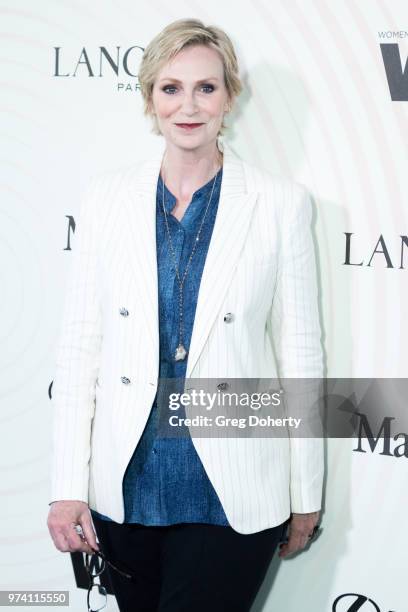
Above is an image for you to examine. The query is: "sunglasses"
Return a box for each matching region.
[85,546,135,612]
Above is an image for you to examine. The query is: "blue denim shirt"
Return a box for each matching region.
[91,165,229,526]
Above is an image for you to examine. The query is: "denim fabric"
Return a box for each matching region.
[91,165,229,526]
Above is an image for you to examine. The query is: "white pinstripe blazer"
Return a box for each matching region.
[50,138,324,534]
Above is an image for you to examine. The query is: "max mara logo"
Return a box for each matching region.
[64,215,75,251]
[353,413,408,459]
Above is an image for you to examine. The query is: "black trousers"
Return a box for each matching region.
[92,516,286,612]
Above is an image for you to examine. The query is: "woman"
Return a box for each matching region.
[47,18,323,612]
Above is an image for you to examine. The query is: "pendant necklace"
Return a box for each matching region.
[160,151,221,362]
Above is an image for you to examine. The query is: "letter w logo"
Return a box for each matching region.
[380,43,408,100]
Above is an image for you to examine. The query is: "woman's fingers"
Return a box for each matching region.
[47,500,96,554]
[278,532,309,557]
[278,512,320,558]
[80,514,100,552]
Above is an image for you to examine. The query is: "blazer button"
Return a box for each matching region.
[217,382,229,391]
[223,312,234,323]
[119,307,129,317]
[121,376,131,385]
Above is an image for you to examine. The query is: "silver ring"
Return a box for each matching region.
[74,524,83,535]
[308,525,320,540]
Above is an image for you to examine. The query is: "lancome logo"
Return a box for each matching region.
[333,592,395,611]
[343,233,408,269]
[53,46,144,91]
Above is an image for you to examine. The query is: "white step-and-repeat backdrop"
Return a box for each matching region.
[2,1,407,611]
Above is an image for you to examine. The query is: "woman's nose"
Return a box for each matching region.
[179,94,198,113]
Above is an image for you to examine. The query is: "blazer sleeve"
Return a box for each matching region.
[268,183,324,513]
[49,177,103,505]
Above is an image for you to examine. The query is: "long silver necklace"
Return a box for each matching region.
[161,153,221,361]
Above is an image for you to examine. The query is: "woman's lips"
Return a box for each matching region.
[175,123,204,130]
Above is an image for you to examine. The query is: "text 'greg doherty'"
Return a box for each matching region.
[168,389,283,411]
[168,415,303,429]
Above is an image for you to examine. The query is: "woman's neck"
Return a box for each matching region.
[160,141,223,204]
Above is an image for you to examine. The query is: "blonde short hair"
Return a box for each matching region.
[138,18,243,136]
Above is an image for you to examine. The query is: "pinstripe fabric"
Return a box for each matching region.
[49,138,324,534]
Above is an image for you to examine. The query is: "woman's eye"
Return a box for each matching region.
[162,84,215,94]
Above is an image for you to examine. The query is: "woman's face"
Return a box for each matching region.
[150,44,231,152]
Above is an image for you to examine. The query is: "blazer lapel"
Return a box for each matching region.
[122,139,258,380]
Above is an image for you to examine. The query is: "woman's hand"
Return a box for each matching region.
[47,500,100,554]
[278,511,320,558]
